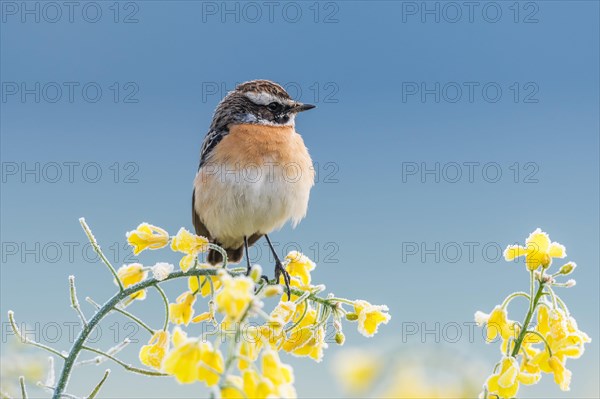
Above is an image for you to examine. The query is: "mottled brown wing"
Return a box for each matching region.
[191,189,211,239]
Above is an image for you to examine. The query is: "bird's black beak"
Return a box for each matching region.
[292,103,316,113]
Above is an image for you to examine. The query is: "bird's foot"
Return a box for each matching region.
[274,260,291,301]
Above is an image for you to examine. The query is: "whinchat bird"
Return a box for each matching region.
[192,80,316,296]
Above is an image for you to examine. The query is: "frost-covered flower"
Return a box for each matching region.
[353,300,391,337]
[126,223,169,255]
[504,228,566,270]
[151,262,174,281]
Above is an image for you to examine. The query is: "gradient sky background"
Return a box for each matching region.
[1,1,599,397]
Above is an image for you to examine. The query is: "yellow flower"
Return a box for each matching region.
[188,270,221,297]
[280,251,316,287]
[126,223,169,255]
[221,359,297,399]
[139,330,168,370]
[171,227,209,254]
[536,306,590,355]
[169,292,196,326]
[486,357,539,398]
[238,327,262,370]
[243,370,278,398]
[519,345,542,376]
[261,300,298,346]
[199,342,225,387]
[214,274,254,322]
[353,300,391,337]
[162,331,203,384]
[262,350,294,386]
[529,306,590,391]
[179,254,196,272]
[235,305,297,369]
[475,306,518,342]
[220,375,245,399]
[548,356,571,391]
[236,369,297,399]
[504,228,566,270]
[332,349,382,394]
[235,303,296,370]
[162,328,224,386]
[267,301,297,332]
[116,263,148,300]
[282,307,327,362]
[171,228,209,271]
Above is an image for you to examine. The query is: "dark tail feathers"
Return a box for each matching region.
[207,246,243,265]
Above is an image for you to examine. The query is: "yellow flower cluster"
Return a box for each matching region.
[332,348,483,397]
[120,223,392,396]
[162,328,224,385]
[221,351,296,398]
[476,229,590,398]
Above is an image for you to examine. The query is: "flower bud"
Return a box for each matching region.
[541,254,551,269]
[565,279,576,288]
[250,264,263,283]
[263,285,283,297]
[559,262,576,275]
[191,312,212,323]
[335,332,345,345]
[345,313,358,321]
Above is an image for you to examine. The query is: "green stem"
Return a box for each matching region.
[19,376,27,399]
[208,243,228,268]
[523,330,553,357]
[52,268,333,398]
[554,294,570,315]
[500,292,531,309]
[81,346,166,377]
[546,285,559,309]
[153,284,170,331]
[529,270,535,313]
[52,268,239,399]
[328,297,354,305]
[69,276,88,327]
[285,300,309,333]
[8,311,67,359]
[86,297,154,335]
[511,280,545,357]
[79,218,124,291]
[86,369,110,399]
[290,287,330,306]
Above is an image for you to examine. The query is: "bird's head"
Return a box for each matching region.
[210,80,315,130]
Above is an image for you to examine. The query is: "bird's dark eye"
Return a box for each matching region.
[267,102,281,112]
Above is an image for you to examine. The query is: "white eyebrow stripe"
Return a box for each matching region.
[244,92,294,106]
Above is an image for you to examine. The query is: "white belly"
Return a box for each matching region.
[194,162,313,249]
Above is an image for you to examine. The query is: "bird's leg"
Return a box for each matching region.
[244,236,252,275]
[245,236,270,293]
[265,234,291,300]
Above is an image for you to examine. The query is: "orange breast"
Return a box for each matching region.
[210,124,312,168]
